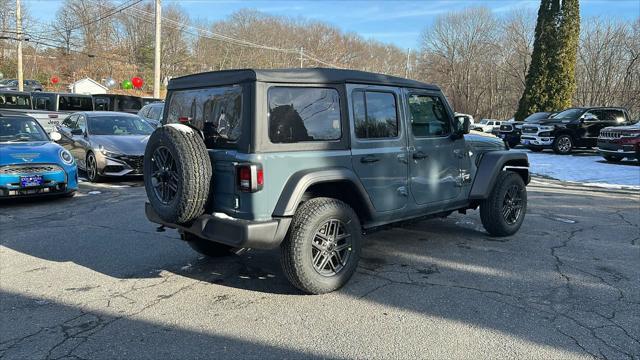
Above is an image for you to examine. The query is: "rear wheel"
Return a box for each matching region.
[183,232,233,257]
[603,155,623,163]
[480,171,527,237]
[553,135,573,154]
[280,198,361,294]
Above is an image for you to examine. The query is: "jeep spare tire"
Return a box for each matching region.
[144,124,212,224]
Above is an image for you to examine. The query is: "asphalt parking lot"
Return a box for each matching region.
[1,177,639,359]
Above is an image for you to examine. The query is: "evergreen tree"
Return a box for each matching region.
[515,0,580,121]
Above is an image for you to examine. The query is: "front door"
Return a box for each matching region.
[404,91,463,205]
[349,85,408,213]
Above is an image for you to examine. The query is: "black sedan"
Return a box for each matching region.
[55,112,153,182]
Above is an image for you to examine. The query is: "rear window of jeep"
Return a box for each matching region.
[268,87,341,143]
[166,86,243,148]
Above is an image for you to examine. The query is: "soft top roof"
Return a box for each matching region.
[168,68,440,91]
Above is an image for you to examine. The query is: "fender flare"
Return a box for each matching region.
[272,167,375,217]
[469,151,529,200]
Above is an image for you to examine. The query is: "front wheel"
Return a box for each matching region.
[553,135,573,154]
[480,171,527,237]
[280,198,362,294]
[86,153,103,182]
[603,155,623,163]
[183,232,233,257]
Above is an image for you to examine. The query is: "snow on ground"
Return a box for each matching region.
[516,149,640,189]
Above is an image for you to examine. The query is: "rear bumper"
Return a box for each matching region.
[145,203,291,249]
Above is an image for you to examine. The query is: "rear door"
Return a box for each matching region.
[348,84,408,212]
[404,90,463,205]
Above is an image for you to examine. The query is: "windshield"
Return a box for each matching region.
[0,117,48,142]
[524,112,552,122]
[553,108,584,119]
[88,115,153,136]
[0,93,32,109]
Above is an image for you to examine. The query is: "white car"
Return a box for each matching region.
[473,119,504,133]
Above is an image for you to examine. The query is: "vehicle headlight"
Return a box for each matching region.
[59,149,74,165]
[99,145,122,158]
[621,133,640,138]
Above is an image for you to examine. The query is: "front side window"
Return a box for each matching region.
[167,85,242,147]
[408,94,451,137]
[62,114,78,129]
[353,90,398,139]
[268,87,341,143]
[149,105,163,120]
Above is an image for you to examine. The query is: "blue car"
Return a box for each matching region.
[0,114,78,198]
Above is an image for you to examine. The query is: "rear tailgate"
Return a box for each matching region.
[24,111,65,133]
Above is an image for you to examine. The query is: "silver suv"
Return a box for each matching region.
[143,68,530,294]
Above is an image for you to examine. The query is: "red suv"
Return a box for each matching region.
[597,122,640,162]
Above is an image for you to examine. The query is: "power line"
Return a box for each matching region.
[65,0,144,32]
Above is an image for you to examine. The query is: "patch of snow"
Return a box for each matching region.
[518,150,640,189]
[88,191,102,195]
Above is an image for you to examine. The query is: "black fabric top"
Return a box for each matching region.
[168,68,440,91]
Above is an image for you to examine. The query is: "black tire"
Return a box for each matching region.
[603,155,623,163]
[280,198,362,294]
[183,232,233,257]
[553,134,573,154]
[528,146,544,152]
[480,171,527,237]
[86,152,103,183]
[144,124,212,224]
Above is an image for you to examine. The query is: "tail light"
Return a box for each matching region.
[236,164,263,192]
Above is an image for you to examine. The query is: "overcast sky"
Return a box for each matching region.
[22,0,640,49]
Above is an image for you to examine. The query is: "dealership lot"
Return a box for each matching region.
[1,176,639,359]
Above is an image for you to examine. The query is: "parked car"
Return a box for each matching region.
[142,68,530,294]
[473,119,504,133]
[92,94,143,114]
[28,92,94,133]
[137,102,164,127]
[0,113,77,197]
[495,112,556,148]
[597,122,640,162]
[56,111,152,182]
[0,79,44,92]
[520,107,633,154]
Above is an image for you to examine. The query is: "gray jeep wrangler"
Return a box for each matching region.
[143,68,529,294]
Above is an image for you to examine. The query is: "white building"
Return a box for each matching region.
[68,78,108,95]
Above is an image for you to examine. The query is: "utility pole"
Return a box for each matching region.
[16,0,24,91]
[405,48,410,78]
[299,47,304,68]
[153,0,161,99]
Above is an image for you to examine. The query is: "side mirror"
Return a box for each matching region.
[49,131,62,142]
[70,128,83,136]
[453,116,471,138]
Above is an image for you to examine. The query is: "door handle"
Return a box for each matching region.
[413,151,429,160]
[360,155,380,163]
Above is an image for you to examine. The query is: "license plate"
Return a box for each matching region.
[20,175,43,188]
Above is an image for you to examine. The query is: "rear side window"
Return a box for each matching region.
[148,105,163,120]
[34,95,55,111]
[268,87,341,143]
[59,96,93,111]
[167,86,242,147]
[353,90,398,139]
[0,94,31,109]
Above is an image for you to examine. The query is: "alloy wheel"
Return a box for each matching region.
[502,184,524,225]
[311,219,352,277]
[150,146,179,204]
[557,136,572,153]
[87,155,97,181]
